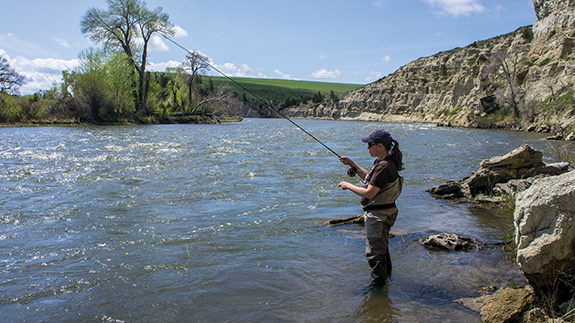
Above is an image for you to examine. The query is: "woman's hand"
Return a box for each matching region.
[339,156,354,166]
[338,181,352,190]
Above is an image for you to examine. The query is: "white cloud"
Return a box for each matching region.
[274,69,291,79]
[381,55,391,63]
[148,35,170,52]
[173,25,188,38]
[212,62,265,78]
[423,0,485,17]
[147,60,182,72]
[366,71,383,82]
[54,37,71,48]
[2,50,80,94]
[310,68,341,80]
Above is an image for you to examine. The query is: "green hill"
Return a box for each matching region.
[206,76,363,106]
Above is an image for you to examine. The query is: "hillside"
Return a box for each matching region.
[284,0,575,138]
[206,76,362,117]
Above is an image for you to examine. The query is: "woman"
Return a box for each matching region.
[338,129,404,287]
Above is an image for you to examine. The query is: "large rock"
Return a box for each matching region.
[428,145,569,202]
[479,144,543,169]
[480,286,535,323]
[514,170,575,292]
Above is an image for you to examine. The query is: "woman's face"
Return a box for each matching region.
[367,142,388,158]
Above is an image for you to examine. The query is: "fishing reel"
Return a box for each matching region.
[347,166,357,177]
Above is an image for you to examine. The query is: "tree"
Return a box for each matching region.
[181,51,210,113]
[0,55,24,94]
[81,0,175,111]
[483,50,521,118]
[72,49,135,121]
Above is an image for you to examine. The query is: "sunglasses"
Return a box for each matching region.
[368,142,379,148]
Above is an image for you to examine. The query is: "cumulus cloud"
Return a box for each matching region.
[274,69,291,79]
[148,35,170,52]
[213,62,265,78]
[310,68,341,80]
[147,60,182,72]
[0,49,80,94]
[173,25,188,38]
[366,71,384,82]
[382,55,391,63]
[423,0,485,17]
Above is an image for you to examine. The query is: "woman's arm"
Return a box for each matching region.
[338,182,380,199]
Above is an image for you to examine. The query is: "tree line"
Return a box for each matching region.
[0,0,239,124]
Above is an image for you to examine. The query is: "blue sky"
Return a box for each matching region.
[1,0,536,94]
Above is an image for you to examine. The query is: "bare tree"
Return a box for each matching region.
[484,50,521,118]
[0,55,24,94]
[81,0,174,110]
[181,51,210,113]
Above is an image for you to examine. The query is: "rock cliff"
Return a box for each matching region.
[285,0,575,134]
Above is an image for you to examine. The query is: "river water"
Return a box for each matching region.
[0,118,560,322]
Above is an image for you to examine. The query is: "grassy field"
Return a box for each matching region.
[206,76,363,103]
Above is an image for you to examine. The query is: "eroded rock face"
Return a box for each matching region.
[514,170,575,290]
[532,0,575,38]
[283,0,575,132]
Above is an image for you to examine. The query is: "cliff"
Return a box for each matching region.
[285,0,575,134]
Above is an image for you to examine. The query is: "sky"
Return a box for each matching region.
[1,0,537,94]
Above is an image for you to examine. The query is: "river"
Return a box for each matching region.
[0,119,559,322]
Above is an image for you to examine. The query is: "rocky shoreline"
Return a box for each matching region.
[428,145,575,322]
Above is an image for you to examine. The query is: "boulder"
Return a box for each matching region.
[426,180,463,198]
[479,144,543,169]
[493,178,538,198]
[428,145,570,203]
[419,233,479,251]
[480,286,535,323]
[514,170,575,293]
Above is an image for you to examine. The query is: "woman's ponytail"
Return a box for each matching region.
[386,139,404,171]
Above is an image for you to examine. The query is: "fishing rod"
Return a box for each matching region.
[162,35,357,177]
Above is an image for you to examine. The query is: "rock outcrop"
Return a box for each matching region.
[514,170,575,294]
[284,0,575,134]
[427,144,570,203]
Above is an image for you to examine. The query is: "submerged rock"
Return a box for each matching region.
[419,233,480,251]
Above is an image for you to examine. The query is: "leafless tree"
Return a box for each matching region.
[0,55,24,95]
[483,50,521,118]
[181,51,210,113]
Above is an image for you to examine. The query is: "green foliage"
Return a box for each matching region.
[521,26,534,41]
[473,105,516,127]
[540,58,552,66]
[72,49,135,122]
[0,94,21,122]
[538,90,575,115]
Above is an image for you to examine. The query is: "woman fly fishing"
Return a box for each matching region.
[338,129,404,287]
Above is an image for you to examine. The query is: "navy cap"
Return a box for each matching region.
[361,129,392,145]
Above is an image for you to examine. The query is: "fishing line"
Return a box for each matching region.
[162,35,357,177]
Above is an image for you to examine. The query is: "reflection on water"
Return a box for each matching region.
[0,119,554,322]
